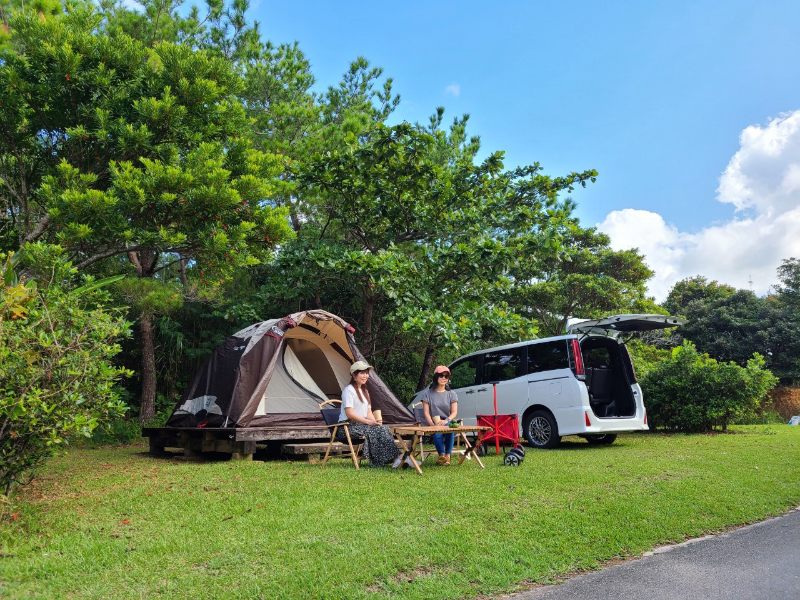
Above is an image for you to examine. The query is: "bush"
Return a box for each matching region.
[641,340,778,432]
[87,416,142,446]
[735,409,785,425]
[628,339,671,379]
[0,244,132,497]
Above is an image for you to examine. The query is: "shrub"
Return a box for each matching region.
[627,339,671,379]
[0,245,131,497]
[641,341,778,432]
[87,416,142,446]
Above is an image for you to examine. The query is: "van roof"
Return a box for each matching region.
[453,334,577,362]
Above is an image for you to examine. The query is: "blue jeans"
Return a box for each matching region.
[433,432,454,455]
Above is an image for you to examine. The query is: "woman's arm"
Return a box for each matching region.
[422,400,436,426]
[447,400,458,423]
[345,406,379,426]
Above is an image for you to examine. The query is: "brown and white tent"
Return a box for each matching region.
[166,310,414,428]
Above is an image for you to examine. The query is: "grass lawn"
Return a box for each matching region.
[1,426,799,600]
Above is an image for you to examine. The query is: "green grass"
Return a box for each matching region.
[1,426,799,600]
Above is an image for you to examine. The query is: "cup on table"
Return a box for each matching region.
[372,409,382,423]
[432,415,441,425]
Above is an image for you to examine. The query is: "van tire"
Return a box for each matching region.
[523,410,561,449]
[585,434,617,445]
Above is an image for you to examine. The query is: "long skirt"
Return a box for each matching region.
[348,422,399,467]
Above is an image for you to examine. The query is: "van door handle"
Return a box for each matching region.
[477,387,488,392]
[464,390,475,394]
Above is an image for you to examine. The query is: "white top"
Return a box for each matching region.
[340,384,370,422]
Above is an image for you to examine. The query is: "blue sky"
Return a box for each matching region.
[250,0,800,299]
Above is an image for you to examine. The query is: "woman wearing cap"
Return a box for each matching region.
[340,361,409,468]
[421,365,459,466]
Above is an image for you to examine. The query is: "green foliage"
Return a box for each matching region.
[676,289,800,383]
[0,0,64,52]
[640,341,778,432]
[662,275,736,317]
[775,257,800,307]
[0,251,35,321]
[260,119,597,387]
[0,243,131,497]
[1,5,294,420]
[513,225,657,336]
[627,338,671,380]
[116,278,183,316]
[87,416,142,446]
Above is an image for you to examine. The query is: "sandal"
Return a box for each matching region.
[436,455,446,466]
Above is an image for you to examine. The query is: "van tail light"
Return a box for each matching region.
[571,339,585,378]
[644,411,647,425]
[585,411,591,427]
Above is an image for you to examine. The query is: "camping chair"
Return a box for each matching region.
[318,400,363,469]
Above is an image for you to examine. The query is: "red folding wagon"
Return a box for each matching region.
[475,382,523,455]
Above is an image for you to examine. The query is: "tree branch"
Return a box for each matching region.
[22,214,51,244]
[73,245,145,271]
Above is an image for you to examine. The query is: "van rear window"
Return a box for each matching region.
[528,341,569,373]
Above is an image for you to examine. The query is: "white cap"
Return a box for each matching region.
[350,360,374,374]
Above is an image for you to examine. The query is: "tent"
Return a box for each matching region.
[166,310,414,428]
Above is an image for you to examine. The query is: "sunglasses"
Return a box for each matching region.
[436,373,450,379]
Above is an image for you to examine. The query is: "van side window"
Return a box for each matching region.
[527,341,569,373]
[449,357,479,389]
[481,348,524,383]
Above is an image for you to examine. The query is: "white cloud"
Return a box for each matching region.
[444,84,461,97]
[598,110,800,301]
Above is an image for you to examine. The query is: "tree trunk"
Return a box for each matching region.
[139,311,157,424]
[361,296,375,358]
[416,336,436,392]
[179,254,188,286]
[128,248,159,425]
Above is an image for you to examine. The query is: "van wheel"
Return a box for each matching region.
[586,434,617,445]
[524,410,561,449]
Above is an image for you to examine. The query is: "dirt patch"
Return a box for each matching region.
[768,386,800,420]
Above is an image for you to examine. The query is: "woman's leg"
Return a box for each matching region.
[432,433,445,455]
[350,423,399,467]
[444,433,454,455]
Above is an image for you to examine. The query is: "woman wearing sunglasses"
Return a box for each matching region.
[421,365,459,466]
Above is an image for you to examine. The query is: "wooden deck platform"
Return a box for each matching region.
[143,424,423,461]
[142,426,331,460]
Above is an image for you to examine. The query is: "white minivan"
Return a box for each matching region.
[413,314,685,448]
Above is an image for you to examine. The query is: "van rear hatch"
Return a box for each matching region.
[566,314,686,337]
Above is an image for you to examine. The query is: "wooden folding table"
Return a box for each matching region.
[388,425,491,474]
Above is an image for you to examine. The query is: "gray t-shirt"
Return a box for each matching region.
[421,388,458,422]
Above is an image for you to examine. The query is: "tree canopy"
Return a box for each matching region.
[1,0,719,450]
[1,5,292,420]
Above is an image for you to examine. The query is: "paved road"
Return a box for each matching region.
[510,507,800,600]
